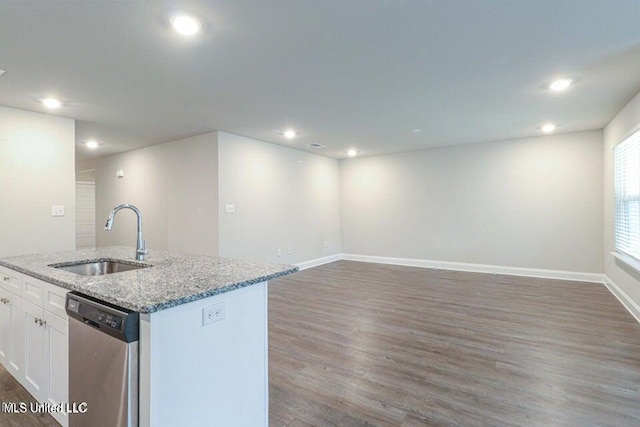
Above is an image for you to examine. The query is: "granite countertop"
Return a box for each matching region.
[0,246,298,313]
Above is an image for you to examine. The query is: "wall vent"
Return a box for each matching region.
[309,143,325,148]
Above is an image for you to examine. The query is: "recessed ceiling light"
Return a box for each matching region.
[41,98,61,109]
[171,15,201,36]
[541,123,556,133]
[85,140,99,149]
[411,128,422,133]
[347,149,358,157]
[549,78,573,92]
[284,130,297,139]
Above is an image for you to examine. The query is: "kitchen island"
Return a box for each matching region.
[0,246,298,427]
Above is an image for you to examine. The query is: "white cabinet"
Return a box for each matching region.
[0,269,69,427]
[0,266,23,297]
[44,282,69,319]
[0,288,25,382]
[23,299,47,401]
[44,310,69,427]
[23,276,44,307]
[0,289,9,363]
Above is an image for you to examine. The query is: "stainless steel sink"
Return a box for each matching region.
[50,259,150,276]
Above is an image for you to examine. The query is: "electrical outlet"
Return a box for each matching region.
[51,205,64,217]
[203,302,226,326]
[287,246,292,255]
[225,204,235,214]
[277,248,282,257]
[324,241,328,248]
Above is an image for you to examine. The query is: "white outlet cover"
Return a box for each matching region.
[225,204,235,214]
[0,70,5,77]
[203,302,226,326]
[51,205,64,217]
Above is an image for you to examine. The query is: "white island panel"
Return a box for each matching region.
[139,281,268,427]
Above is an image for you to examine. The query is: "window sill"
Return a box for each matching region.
[611,251,640,275]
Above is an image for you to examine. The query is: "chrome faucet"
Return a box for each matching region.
[104,204,148,261]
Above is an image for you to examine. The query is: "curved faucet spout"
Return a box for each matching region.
[104,204,148,261]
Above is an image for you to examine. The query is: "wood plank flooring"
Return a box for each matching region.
[269,261,640,426]
[0,366,58,426]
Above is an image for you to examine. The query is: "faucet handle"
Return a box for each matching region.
[137,240,148,256]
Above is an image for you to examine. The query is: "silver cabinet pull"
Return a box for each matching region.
[2,276,8,282]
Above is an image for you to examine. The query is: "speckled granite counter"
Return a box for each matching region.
[0,246,298,313]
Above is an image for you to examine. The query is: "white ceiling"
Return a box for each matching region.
[1,1,640,160]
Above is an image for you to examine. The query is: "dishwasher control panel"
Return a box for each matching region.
[98,312,123,330]
[65,292,139,343]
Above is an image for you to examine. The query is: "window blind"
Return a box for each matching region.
[614,130,640,261]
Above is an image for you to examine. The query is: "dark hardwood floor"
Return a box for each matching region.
[0,366,58,426]
[1,260,639,426]
[269,261,640,426]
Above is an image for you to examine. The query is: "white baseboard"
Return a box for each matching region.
[295,254,341,271]
[339,253,605,283]
[603,276,640,324]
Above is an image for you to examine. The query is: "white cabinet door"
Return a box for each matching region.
[3,292,25,382]
[23,300,47,402]
[0,266,23,297]
[44,310,69,427]
[23,276,44,308]
[43,282,69,319]
[0,288,10,365]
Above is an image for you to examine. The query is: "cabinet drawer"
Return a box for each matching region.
[0,266,23,297]
[23,276,44,308]
[43,283,69,319]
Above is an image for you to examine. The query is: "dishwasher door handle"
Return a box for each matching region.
[84,318,100,328]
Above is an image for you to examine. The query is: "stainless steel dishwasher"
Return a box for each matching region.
[65,292,140,427]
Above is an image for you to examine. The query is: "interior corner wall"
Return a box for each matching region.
[604,90,640,305]
[340,130,604,274]
[0,105,76,257]
[91,132,219,257]
[217,131,341,264]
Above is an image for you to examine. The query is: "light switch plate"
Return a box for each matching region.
[51,205,64,217]
[225,204,235,214]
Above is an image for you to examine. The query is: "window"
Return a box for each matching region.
[615,130,640,261]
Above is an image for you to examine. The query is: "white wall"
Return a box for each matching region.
[340,130,604,274]
[218,132,340,264]
[0,106,75,257]
[89,132,218,256]
[604,90,640,306]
